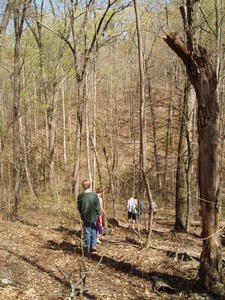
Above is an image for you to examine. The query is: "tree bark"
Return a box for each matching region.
[185,86,195,231]
[19,118,37,200]
[134,1,146,186]
[163,74,173,203]
[85,72,92,188]
[61,83,67,169]
[103,146,116,217]
[13,1,28,215]
[147,79,161,193]
[133,0,154,247]
[72,80,84,196]
[164,28,224,291]
[175,81,188,232]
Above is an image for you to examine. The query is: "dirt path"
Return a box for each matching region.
[0,208,224,299]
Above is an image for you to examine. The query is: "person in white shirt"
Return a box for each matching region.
[127,196,138,229]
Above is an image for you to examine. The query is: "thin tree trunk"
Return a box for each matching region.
[72,80,84,196]
[19,118,37,200]
[163,76,173,203]
[175,82,187,232]
[103,146,116,217]
[147,79,161,193]
[131,92,136,196]
[90,136,103,190]
[32,73,40,193]
[0,140,6,204]
[62,83,67,169]
[13,2,26,216]
[85,73,92,188]
[185,86,195,231]
[49,88,58,184]
[133,0,154,247]
[92,2,97,192]
[92,58,97,191]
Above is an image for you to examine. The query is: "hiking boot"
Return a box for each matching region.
[97,238,101,244]
[91,247,97,253]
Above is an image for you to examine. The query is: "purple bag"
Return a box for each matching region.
[98,224,102,235]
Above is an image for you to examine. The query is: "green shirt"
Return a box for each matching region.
[77,192,101,224]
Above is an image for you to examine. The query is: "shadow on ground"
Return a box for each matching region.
[1,245,97,299]
[46,239,216,298]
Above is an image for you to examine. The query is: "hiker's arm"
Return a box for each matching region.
[95,196,101,216]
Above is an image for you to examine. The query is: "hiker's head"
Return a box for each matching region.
[82,179,90,190]
[96,187,103,195]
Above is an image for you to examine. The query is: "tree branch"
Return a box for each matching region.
[163,32,198,84]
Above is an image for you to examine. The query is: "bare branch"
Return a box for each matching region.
[0,0,14,38]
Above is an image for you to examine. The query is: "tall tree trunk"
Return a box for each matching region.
[62,83,67,169]
[13,1,27,215]
[19,118,37,200]
[131,92,137,196]
[32,73,40,194]
[133,0,154,247]
[90,137,102,190]
[164,6,224,288]
[49,86,58,184]
[163,75,173,203]
[175,79,195,232]
[175,82,188,232]
[215,0,225,204]
[197,66,222,291]
[92,57,97,191]
[72,80,84,196]
[0,140,6,206]
[85,73,92,188]
[147,79,161,193]
[185,86,195,231]
[103,146,116,217]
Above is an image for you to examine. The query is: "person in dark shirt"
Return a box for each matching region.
[77,179,101,253]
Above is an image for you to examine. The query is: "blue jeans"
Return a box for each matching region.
[84,222,97,252]
[139,213,143,224]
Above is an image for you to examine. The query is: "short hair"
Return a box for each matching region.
[96,187,103,194]
[82,179,90,189]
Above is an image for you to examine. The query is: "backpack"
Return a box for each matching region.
[139,201,145,214]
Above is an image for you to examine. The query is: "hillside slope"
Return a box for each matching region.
[0,207,224,299]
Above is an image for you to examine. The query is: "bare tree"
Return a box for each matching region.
[55,0,131,196]
[164,1,224,292]
[13,0,30,215]
[133,0,154,247]
[0,0,14,39]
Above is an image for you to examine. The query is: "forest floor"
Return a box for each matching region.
[0,205,224,300]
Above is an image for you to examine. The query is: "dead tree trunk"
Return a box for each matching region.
[164,2,224,290]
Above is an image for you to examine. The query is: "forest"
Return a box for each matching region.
[0,0,224,299]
